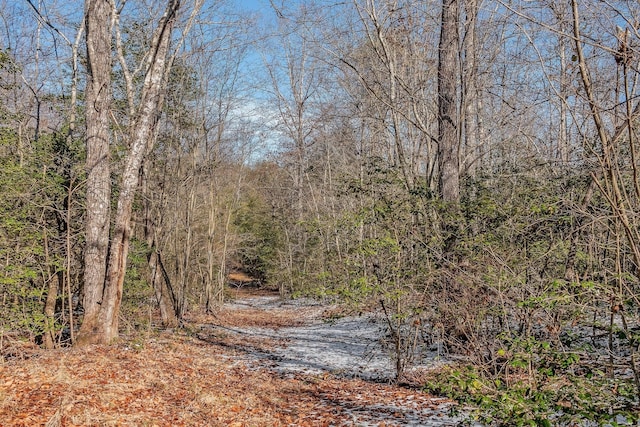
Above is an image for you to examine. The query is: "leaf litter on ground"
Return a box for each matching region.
[0,288,467,426]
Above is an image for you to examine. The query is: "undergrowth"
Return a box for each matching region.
[425,363,639,426]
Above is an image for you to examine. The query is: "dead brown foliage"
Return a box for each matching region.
[0,289,452,426]
[207,306,305,329]
[0,335,451,426]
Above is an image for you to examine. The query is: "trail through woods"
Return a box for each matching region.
[0,288,466,426]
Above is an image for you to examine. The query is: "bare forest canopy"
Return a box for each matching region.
[1,0,640,424]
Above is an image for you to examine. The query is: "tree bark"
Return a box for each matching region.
[437,0,461,203]
[78,0,112,345]
[462,0,480,176]
[99,0,181,343]
[77,0,181,345]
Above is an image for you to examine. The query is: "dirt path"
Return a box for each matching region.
[195,289,465,426]
[0,289,467,426]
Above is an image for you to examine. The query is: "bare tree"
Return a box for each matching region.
[570,0,640,392]
[77,0,204,345]
[79,0,112,345]
[437,0,460,203]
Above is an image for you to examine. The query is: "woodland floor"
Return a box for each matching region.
[0,288,465,426]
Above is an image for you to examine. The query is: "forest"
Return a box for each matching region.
[1,0,640,425]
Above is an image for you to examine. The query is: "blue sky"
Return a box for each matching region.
[233,0,271,13]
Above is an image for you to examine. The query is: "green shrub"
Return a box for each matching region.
[425,361,639,426]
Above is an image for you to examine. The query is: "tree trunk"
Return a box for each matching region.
[462,0,480,177]
[205,187,220,313]
[142,160,179,327]
[77,0,181,345]
[77,0,112,345]
[43,231,60,350]
[149,246,179,327]
[437,0,461,203]
[99,0,181,343]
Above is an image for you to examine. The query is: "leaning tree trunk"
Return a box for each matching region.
[77,0,181,345]
[101,0,180,343]
[142,160,179,327]
[149,245,179,326]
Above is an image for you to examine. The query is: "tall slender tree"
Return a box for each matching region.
[437,0,460,203]
[80,0,112,344]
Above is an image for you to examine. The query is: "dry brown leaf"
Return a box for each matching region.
[1,289,452,426]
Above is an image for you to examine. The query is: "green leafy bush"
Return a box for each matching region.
[425,360,639,426]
